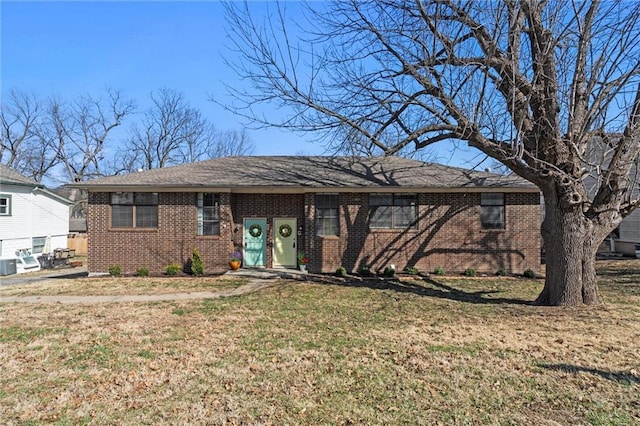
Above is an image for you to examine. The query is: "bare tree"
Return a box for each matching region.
[125,88,254,171]
[208,128,255,158]
[127,88,202,169]
[50,88,135,183]
[177,126,255,163]
[224,0,640,306]
[0,90,58,182]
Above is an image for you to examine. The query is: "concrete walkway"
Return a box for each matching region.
[0,267,310,304]
[0,279,275,304]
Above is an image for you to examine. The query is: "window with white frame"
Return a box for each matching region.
[197,193,220,236]
[110,192,158,228]
[32,236,46,254]
[315,194,339,236]
[0,194,11,216]
[369,193,417,229]
[481,193,505,229]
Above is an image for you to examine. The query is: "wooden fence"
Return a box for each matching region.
[67,234,88,256]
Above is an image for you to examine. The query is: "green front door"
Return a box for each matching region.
[273,218,297,268]
[244,218,266,268]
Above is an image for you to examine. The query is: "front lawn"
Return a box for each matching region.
[1,260,639,424]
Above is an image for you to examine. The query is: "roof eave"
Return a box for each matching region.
[74,184,539,193]
[0,180,41,189]
[33,187,74,205]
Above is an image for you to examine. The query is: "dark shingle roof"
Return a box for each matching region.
[72,156,536,191]
[0,164,73,204]
[0,164,39,186]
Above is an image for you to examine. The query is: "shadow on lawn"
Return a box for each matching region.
[50,271,89,280]
[540,363,640,385]
[333,276,534,306]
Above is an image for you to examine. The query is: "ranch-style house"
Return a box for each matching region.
[73,156,541,276]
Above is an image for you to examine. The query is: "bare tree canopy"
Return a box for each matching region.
[0,90,55,182]
[1,88,135,183]
[1,87,255,182]
[51,89,136,183]
[120,88,255,172]
[224,0,640,306]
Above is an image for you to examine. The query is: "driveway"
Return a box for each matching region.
[0,266,88,287]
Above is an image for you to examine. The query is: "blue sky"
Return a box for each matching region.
[1,1,485,167]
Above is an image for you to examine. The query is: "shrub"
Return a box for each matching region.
[359,265,373,277]
[335,266,347,277]
[496,268,507,276]
[135,267,149,277]
[383,266,396,277]
[434,266,445,276]
[108,265,121,277]
[165,263,181,276]
[523,268,536,279]
[190,249,204,276]
[404,266,419,275]
[464,268,477,277]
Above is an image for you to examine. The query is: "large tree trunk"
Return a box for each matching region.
[537,198,602,306]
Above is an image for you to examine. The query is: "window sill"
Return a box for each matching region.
[481,228,506,232]
[195,235,221,239]
[108,227,158,232]
[369,228,418,233]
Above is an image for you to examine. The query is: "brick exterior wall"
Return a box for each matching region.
[87,190,540,275]
[306,192,540,275]
[230,193,306,268]
[87,192,235,275]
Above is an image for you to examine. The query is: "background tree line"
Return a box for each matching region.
[0,87,254,185]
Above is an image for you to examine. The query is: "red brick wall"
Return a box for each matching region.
[87,192,234,275]
[306,192,540,275]
[87,190,540,275]
[231,193,306,267]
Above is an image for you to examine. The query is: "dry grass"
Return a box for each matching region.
[1,259,639,425]
[0,276,246,297]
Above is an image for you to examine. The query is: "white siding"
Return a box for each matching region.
[620,209,640,242]
[0,237,32,258]
[620,160,640,242]
[584,140,639,245]
[0,185,70,258]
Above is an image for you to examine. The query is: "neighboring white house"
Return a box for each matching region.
[584,136,640,257]
[0,165,72,268]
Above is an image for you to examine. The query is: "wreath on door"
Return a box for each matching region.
[249,223,263,238]
[278,224,293,238]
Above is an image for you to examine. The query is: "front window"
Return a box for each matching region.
[0,195,11,216]
[369,193,417,229]
[110,192,158,228]
[481,193,505,229]
[197,193,220,236]
[316,194,339,236]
